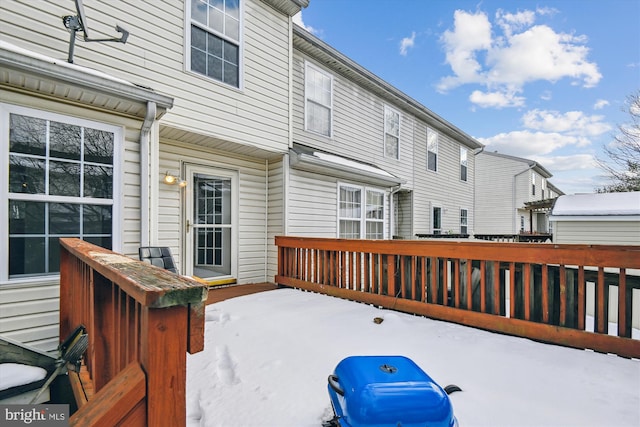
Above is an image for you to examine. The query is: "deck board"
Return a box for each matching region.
[205,283,278,305]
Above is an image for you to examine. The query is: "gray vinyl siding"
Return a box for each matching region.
[0,281,60,353]
[413,125,475,235]
[1,0,292,155]
[287,169,339,237]
[0,92,144,351]
[554,221,640,245]
[475,153,525,234]
[266,158,285,282]
[292,52,415,189]
[159,142,270,283]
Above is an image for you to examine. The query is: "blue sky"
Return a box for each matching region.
[293,0,640,195]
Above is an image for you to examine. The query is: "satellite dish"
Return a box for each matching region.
[62,0,129,63]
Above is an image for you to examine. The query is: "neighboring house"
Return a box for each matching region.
[474,150,564,235]
[289,24,482,240]
[550,192,640,245]
[1,0,306,352]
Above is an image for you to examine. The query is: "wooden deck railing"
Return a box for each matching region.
[276,236,640,358]
[58,238,208,427]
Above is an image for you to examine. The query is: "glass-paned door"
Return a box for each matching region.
[186,167,236,280]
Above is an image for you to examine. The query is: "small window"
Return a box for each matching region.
[460,147,468,182]
[432,206,442,234]
[520,216,525,232]
[384,106,400,159]
[305,62,333,137]
[531,172,536,196]
[427,128,438,172]
[541,179,546,199]
[460,209,468,234]
[188,0,241,87]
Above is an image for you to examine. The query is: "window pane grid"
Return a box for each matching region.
[305,64,332,136]
[8,113,114,278]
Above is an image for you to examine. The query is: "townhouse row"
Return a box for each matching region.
[0,0,561,351]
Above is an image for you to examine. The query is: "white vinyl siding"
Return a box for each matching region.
[553,220,640,245]
[1,1,292,155]
[158,142,269,284]
[305,62,333,137]
[292,52,415,189]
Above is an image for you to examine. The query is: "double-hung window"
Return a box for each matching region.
[531,172,536,196]
[305,62,333,137]
[427,128,438,172]
[460,147,468,182]
[189,0,241,88]
[384,105,400,159]
[3,106,119,280]
[338,184,385,239]
[460,209,468,234]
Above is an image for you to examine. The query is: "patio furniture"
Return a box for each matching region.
[139,246,178,274]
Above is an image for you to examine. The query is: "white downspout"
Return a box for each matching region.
[140,101,156,247]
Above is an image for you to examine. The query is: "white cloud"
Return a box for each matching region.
[292,12,316,34]
[522,109,611,136]
[477,130,586,156]
[438,8,601,108]
[399,31,416,56]
[469,90,525,108]
[528,154,597,171]
[593,99,609,110]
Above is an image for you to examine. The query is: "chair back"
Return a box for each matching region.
[138,247,178,274]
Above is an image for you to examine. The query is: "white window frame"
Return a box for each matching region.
[432,205,442,234]
[337,183,386,239]
[460,208,468,234]
[541,179,546,199]
[427,127,438,172]
[383,105,400,159]
[531,171,536,196]
[460,146,468,182]
[185,0,243,89]
[304,61,333,138]
[1,104,122,283]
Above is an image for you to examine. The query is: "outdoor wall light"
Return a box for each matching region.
[163,171,187,187]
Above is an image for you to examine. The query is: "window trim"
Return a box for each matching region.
[304,61,334,138]
[531,172,536,196]
[185,0,244,90]
[460,208,468,234]
[432,204,442,234]
[1,104,123,282]
[383,105,400,160]
[460,146,468,182]
[427,127,438,172]
[337,182,387,239]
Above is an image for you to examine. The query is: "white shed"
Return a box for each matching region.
[550,192,640,245]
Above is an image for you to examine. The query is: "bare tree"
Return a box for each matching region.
[597,90,640,192]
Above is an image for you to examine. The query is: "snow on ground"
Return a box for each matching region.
[186,288,640,427]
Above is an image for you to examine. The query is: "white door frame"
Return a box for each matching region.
[184,164,238,280]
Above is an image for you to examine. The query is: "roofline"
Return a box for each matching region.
[479,150,553,178]
[292,25,483,150]
[0,42,174,110]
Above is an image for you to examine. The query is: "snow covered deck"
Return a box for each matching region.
[186,289,640,427]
